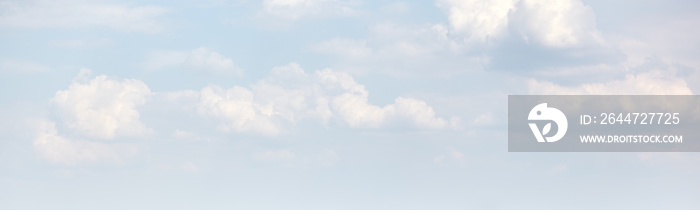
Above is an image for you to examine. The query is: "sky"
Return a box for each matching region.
[1,0,700,209]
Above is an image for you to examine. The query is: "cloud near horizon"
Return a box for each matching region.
[34,63,458,165]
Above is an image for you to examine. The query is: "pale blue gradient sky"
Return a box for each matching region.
[1,0,700,209]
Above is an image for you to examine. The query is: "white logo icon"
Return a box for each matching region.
[528,103,568,142]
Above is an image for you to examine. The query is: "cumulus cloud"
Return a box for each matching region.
[309,3,618,75]
[436,0,515,43]
[509,0,604,48]
[437,0,605,47]
[52,68,152,139]
[309,0,619,74]
[260,0,357,20]
[175,63,456,135]
[33,119,138,165]
[0,0,169,33]
[197,85,283,135]
[143,47,243,76]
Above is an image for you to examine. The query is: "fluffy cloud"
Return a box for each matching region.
[0,0,169,33]
[52,68,152,139]
[437,0,604,47]
[260,0,356,20]
[197,85,283,135]
[436,0,515,43]
[311,0,620,75]
[509,0,604,48]
[186,63,457,135]
[143,47,243,76]
[33,119,138,165]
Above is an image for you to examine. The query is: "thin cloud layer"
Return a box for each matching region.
[260,0,357,20]
[33,119,139,165]
[0,0,169,33]
[144,47,244,76]
[528,71,693,95]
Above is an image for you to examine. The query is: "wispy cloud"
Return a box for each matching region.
[143,47,244,76]
[0,0,170,33]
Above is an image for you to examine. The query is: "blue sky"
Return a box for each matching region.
[1,0,699,209]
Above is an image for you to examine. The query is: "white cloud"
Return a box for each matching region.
[314,0,618,75]
[144,47,243,76]
[436,0,515,43]
[197,85,282,135]
[437,0,605,47]
[190,63,457,135]
[510,0,604,48]
[0,0,169,33]
[528,71,693,95]
[52,68,153,139]
[33,119,138,165]
[333,95,453,129]
[260,0,356,20]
